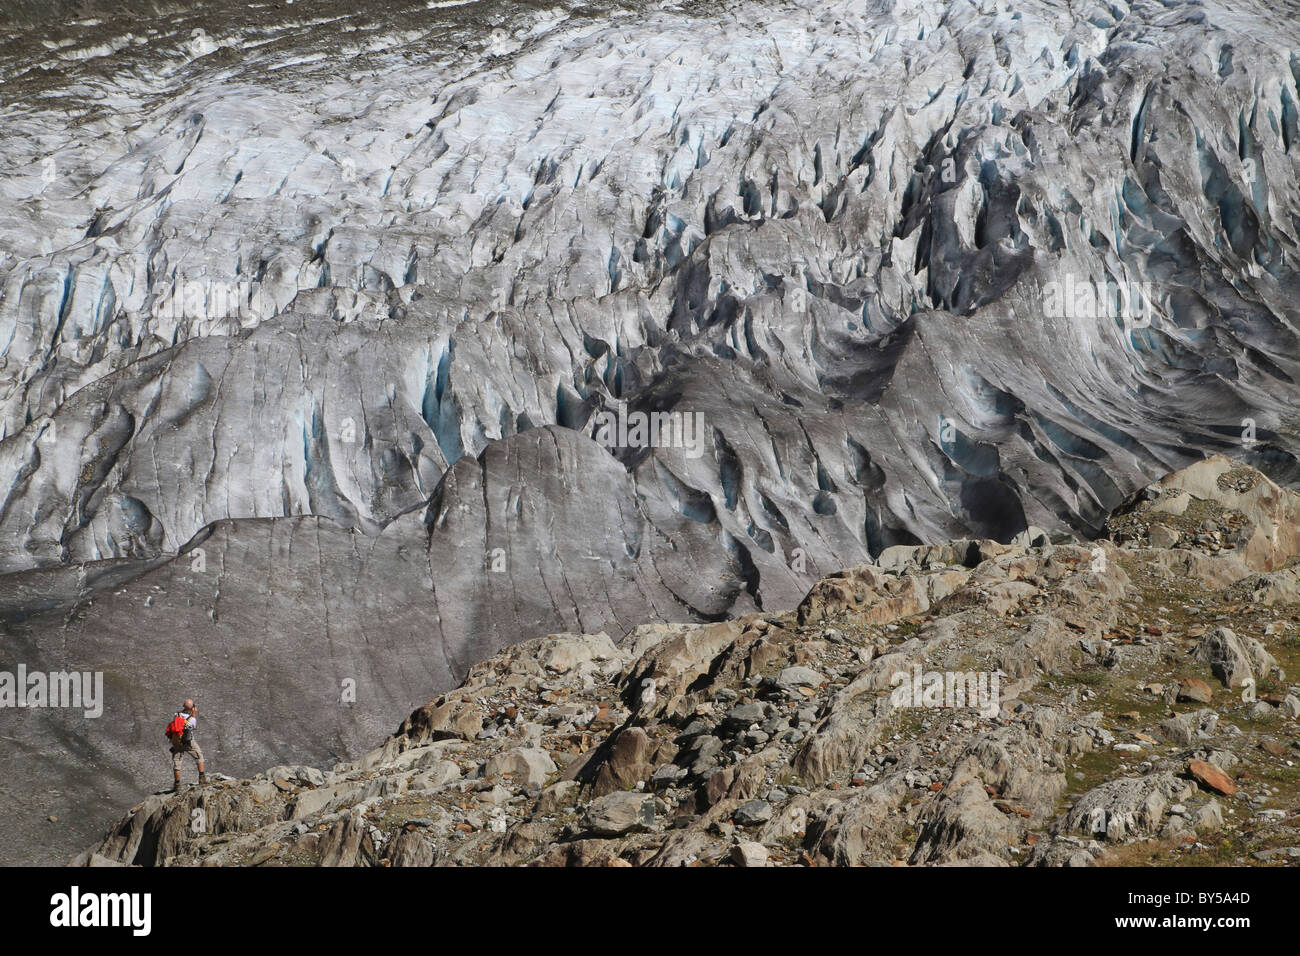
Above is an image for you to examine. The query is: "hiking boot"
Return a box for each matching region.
[171,780,182,794]
[198,772,208,785]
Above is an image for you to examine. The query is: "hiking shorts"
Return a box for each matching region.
[171,741,204,772]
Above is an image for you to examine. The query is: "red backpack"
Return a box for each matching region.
[165,713,187,742]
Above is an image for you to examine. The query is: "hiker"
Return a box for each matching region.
[165,698,207,792]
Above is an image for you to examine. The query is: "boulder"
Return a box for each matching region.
[537,632,620,674]
[730,841,769,867]
[732,800,772,826]
[484,747,557,788]
[774,667,826,696]
[581,791,655,836]
[590,727,655,796]
[1187,759,1237,796]
[1194,627,1279,688]
[1176,678,1214,704]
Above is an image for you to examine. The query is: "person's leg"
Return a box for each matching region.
[171,748,183,792]
[192,742,207,784]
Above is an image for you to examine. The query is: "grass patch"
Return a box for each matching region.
[1063,748,1128,799]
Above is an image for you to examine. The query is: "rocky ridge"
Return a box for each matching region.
[76,457,1300,867]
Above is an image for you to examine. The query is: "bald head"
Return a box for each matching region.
[183,699,195,713]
